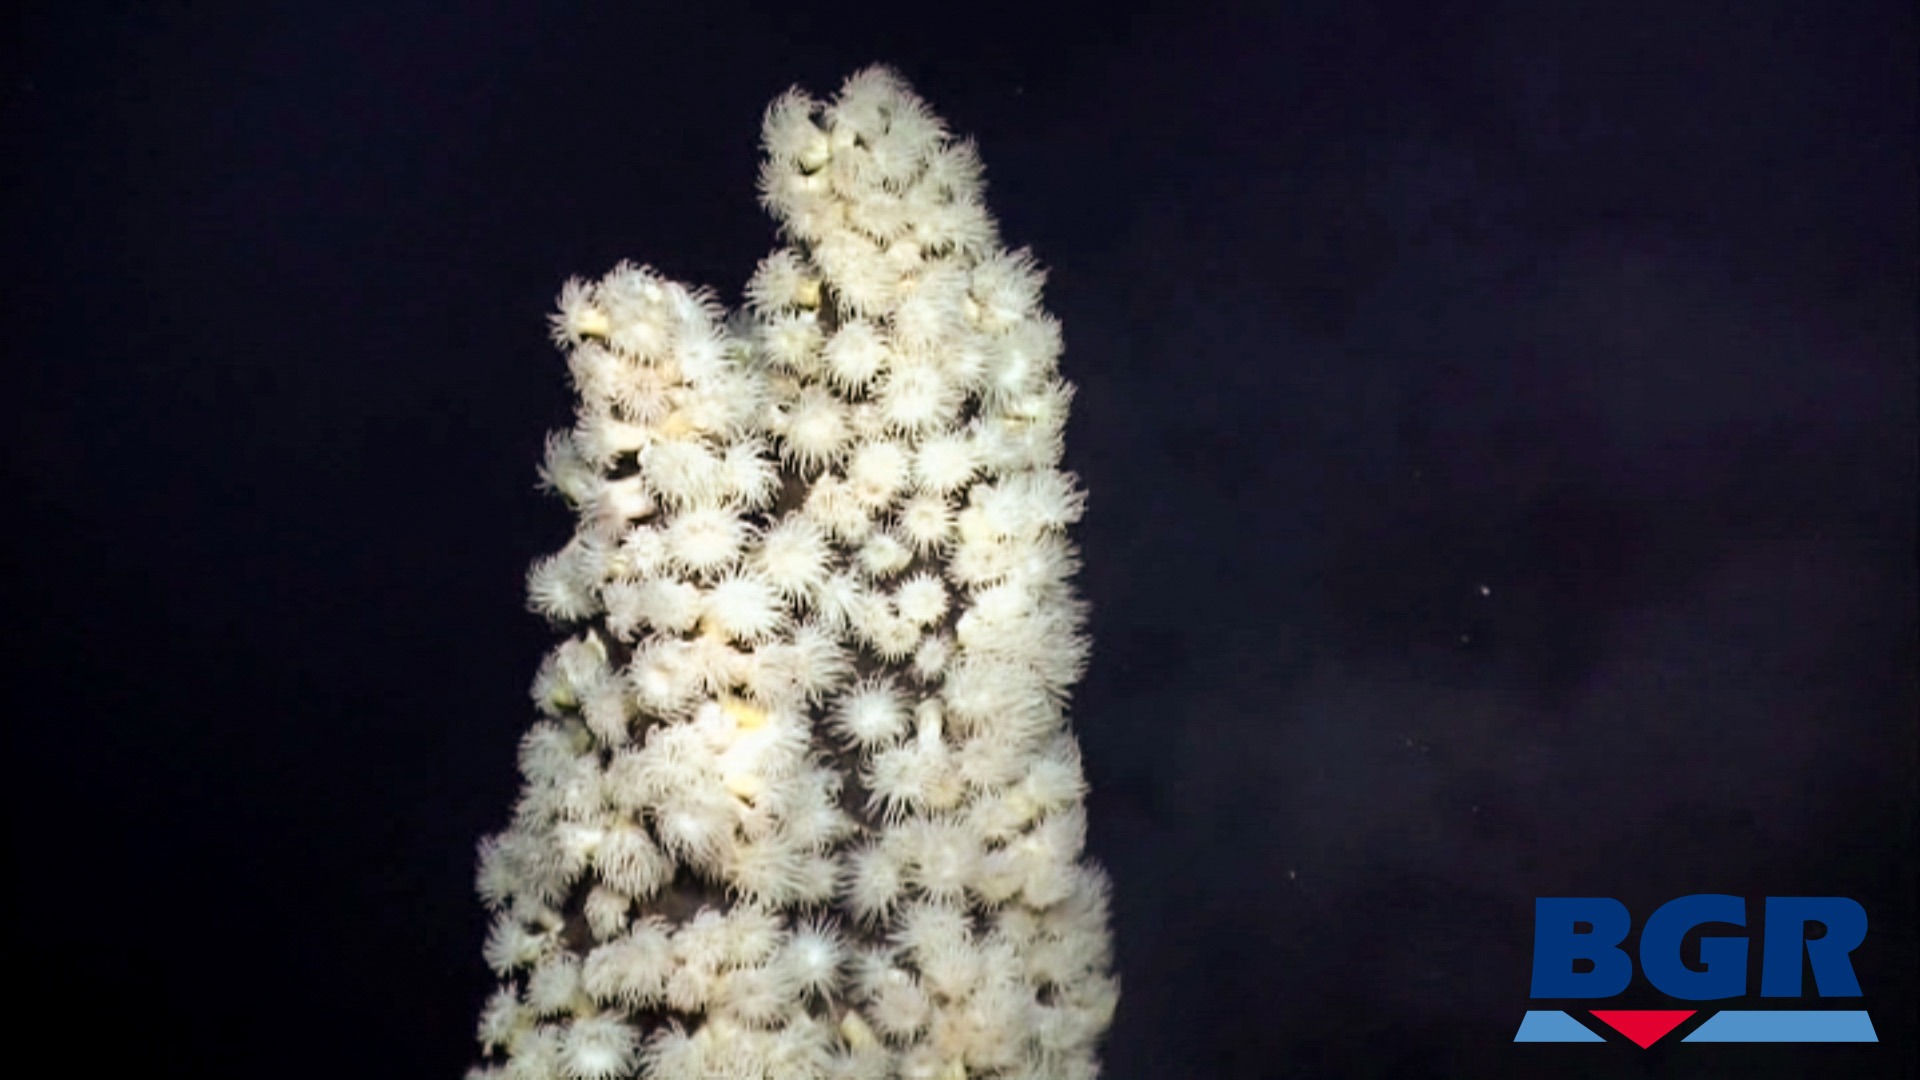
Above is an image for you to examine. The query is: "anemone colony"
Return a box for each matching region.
[468,67,1117,1080]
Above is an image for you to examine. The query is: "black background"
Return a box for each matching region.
[5,2,1914,1077]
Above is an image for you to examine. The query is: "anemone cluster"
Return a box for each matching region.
[468,67,1116,1080]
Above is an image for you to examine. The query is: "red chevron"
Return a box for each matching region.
[1588,1010,1697,1048]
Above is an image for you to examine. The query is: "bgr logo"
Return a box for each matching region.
[1516,895,1877,1047]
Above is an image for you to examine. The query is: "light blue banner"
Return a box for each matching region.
[1513,1011,1605,1042]
[1682,1011,1877,1043]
